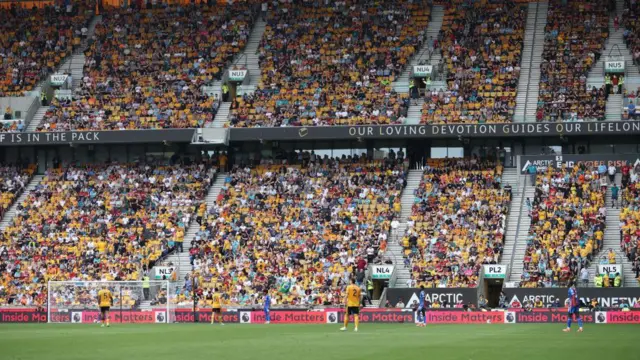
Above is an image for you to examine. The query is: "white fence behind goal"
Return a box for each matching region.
[47,281,177,324]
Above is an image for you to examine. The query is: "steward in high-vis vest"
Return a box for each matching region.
[143,275,150,300]
[594,274,603,287]
[222,83,229,102]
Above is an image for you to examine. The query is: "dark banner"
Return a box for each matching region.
[0,129,195,146]
[229,121,640,141]
[386,288,478,308]
[520,154,640,173]
[502,288,640,308]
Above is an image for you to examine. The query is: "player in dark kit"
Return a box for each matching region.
[416,286,426,327]
[563,282,583,332]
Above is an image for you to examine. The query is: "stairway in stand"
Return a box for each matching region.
[0,175,44,231]
[506,177,535,283]
[500,169,524,275]
[393,5,444,93]
[605,94,623,121]
[588,174,637,286]
[517,1,548,122]
[405,99,423,125]
[587,1,628,90]
[388,169,423,288]
[209,103,231,128]
[27,15,102,132]
[151,173,227,286]
[238,19,267,89]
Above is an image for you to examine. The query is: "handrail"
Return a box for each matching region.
[507,170,528,283]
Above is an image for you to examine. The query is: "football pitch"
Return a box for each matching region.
[0,323,637,360]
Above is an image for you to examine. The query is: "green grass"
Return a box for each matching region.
[0,324,637,360]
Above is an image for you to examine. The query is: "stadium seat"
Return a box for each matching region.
[421,1,525,124]
[227,1,428,128]
[183,155,406,306]
[402,158,509,288]
[537,0,608,122]
[520,164,606,287]
[0,5,91,97]
[0,163,215,307]
[37,3,253,131]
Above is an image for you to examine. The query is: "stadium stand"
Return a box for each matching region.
[0,164,35,220]
[620,163,640,281]
[421,0,526,124]
[0,5,91,97]
[227,1,430,127]
[180,155,406,306]
[402,158,509,288]
[0,162,215,307]
[36,3,255,131]
[623,0,640,67]
[536,0,609,122]
[520,165,607,288]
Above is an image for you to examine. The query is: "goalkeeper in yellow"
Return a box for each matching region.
[97,286,113,327]
[340,278,361,332]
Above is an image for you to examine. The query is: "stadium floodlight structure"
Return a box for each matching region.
[47,281,177,324]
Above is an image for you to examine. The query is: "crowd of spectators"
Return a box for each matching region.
[623,87,640,119]
[0,161,215,307]
[228,1,430,127]
[37,3,254,131]
[537,0,609,122]
[520,164,607,288]
[181,154,406,306]
[0,165,35,219]
[402,158,509,288]
[0,4,91,97]
[623,0,640,67]
[618,162,640,283]
[421,0,525,124]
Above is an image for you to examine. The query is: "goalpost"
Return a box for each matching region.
[47,280,177,324]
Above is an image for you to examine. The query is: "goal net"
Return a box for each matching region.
[47,281,177,324]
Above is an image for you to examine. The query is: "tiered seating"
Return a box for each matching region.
[228,1,429,127]
[623,0,640,68]
[0,6,91,97]
[184,157,405,306]
[620,167,640,280]
[623,87,640,120]
[402,159,509,288]
[421,1,525,124]
[37,4,253,131]
[537,0,608,122]
[0,165,35,218]
[0,163,215,306]
[520,165,607,288]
